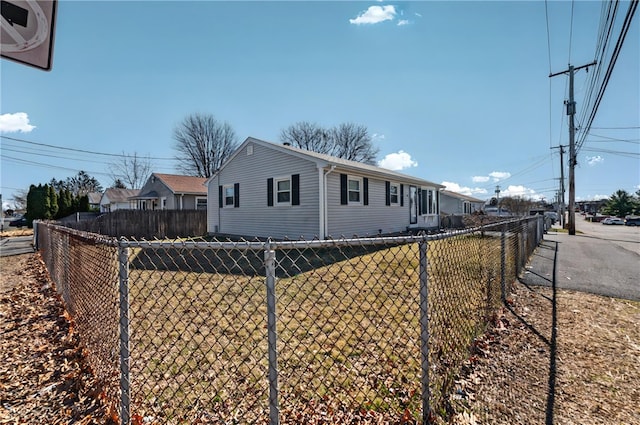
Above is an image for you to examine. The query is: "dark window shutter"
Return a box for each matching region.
[267,178,274,207]
[436,190,440,213]
[291,174,300,206]
[363,178,369,206]
[418,188,422,215]
[340,174,348,205]
[385,181,391,206]
[234,183,240,208]
[218,185,223,208]
[400,184,404,206]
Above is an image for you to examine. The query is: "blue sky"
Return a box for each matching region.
[1,1,638,210]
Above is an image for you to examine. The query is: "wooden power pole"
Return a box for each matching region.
[549,61,597,235]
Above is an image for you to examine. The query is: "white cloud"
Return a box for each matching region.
[472,176,490,183]
[397,19,410,26]
[501,185,543,200]
[349,5,397,25]
[489,171,511,181]
[378,150,418,170]
[577,194,609,201]
[441,181,488,197]
[586,155,604,166]
[415,12,423,17]
[371,133,385,142]
[0,112,35,133]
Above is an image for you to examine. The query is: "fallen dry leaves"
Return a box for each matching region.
[448,284,640,425]
[0,253,114,425]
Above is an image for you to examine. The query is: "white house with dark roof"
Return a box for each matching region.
[100,188,140,212]
[205,137,444,240]
[131,173,207,210]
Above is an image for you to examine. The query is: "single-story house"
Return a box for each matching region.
[100,188,140,213]
[205,137,445,240]
[440,190,485,215]
[131,173,207,210]
[87,192,102,211]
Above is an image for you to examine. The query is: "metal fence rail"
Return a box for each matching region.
[36,216,544,424]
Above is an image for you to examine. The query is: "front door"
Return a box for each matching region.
[409,186,418,224]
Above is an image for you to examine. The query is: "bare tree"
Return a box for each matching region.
[280,121,378,164]
[109,152,153,189]
[329,122,379,165]
[173,113,238,178]
[280,121,331,153]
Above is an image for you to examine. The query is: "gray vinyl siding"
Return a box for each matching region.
[440,194,461,215]
[209,142,321,239]
[326,174,410,237]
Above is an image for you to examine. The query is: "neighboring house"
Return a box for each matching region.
[440,190,485,215]
[131,173,207,210]
[205,137,444,240]
[100,188,140,213]
[87,192,102,211]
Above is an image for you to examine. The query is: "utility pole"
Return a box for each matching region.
[551,145,567,227]
[549,61,597,235]
[495,185,501,216]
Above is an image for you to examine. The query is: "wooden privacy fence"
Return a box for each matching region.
[63,210,207,239]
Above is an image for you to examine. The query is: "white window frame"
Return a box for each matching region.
[196,197,207,210]
[420,188,438,215]
[389,183,399,205]
[275,176,291,206]
[348,176,362,205]
[223,185,235,208]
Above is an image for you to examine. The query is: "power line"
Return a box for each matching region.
[0,135,175,161]
[577,0,638,153]
[590,126,640,129]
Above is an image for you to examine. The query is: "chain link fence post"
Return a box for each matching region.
[118,240,131,425]
[419,238,430,424]
[500,223,506,303]
[264,242,280,425]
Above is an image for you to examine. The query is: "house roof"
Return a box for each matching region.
[210,137,444,188]
[153,173,207,195]
[87,192,102,205]
[441,190,485,204]
[102,188,140,203]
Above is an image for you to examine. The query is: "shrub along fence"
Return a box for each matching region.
[61,210,207,239]
[35,216,544,424]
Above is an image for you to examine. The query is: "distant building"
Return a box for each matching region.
[131,173,207,210]
[100,188,140,213]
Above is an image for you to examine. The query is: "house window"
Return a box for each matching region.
[420,188,438,214]
[463,201,471,214]
[268,175,299,207]
[348,177,361,204]
[389,183,399,204]
[161,197,167,210]
[224,185,235,207]
[276,178,291,205]
[196,197,207,210]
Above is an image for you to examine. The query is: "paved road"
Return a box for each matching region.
[522,217,640,301]
[0,236,35,257]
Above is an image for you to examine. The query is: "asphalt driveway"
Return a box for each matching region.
[521,218,640,301]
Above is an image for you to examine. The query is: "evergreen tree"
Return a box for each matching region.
[601,190,635,217]
[78,195,90,212]
[48,185,58,219]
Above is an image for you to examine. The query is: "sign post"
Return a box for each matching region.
[1,0,57,71]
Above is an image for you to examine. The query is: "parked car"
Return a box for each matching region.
[602,217,624,225]
[624,217,640,226]
[9,217,28,227]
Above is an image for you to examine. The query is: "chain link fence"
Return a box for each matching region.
[35,216,544,424]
